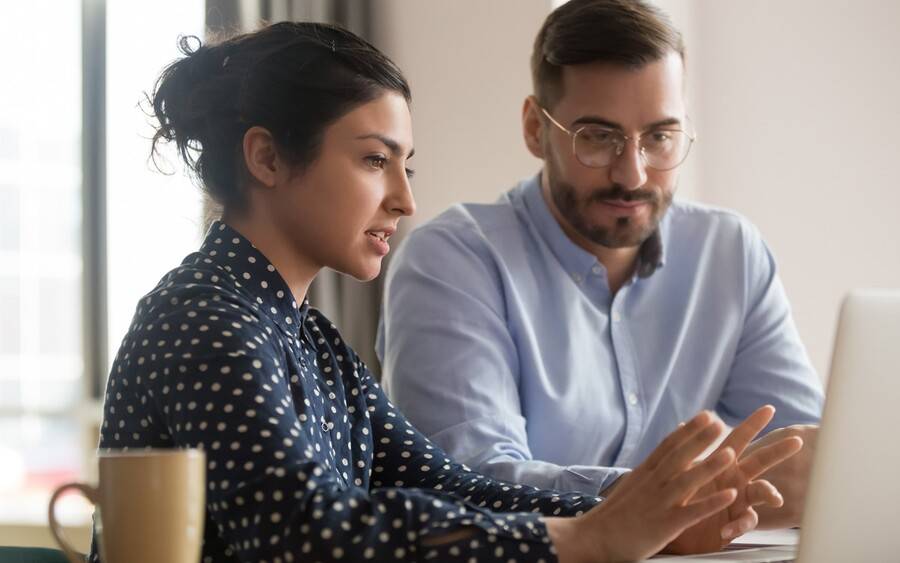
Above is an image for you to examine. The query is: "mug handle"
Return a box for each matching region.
[48,482,97,563]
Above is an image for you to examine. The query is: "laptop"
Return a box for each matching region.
[652,289,900,562]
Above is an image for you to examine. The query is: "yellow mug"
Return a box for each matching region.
[48,449,206,563]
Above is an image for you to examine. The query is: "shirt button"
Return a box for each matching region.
[612,311,622,322]
[627,392,638,406]
[321,421,330,432]
[573,273,583,284]
[592,265,603,275]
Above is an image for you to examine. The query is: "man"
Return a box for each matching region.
[377,0,822,529]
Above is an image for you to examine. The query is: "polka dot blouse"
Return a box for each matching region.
[90,221,599,562]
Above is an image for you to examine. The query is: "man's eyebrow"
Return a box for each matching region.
[571,116,684,131]
[355,134,415,158]
[644,117,683,130]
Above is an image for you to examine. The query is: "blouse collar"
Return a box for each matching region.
[199,221,310,335]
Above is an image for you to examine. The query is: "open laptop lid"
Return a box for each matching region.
[797,289,900,562]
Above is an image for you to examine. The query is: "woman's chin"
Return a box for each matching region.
[343,259,383,282]
[326,249,386,282]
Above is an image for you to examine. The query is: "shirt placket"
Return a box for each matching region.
[608,286,644,467]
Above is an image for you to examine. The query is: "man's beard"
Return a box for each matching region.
[548,170,673,249]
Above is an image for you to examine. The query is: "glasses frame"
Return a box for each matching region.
[539,107,696,171]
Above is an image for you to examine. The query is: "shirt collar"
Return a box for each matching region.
[636,221,667,278]
[519,173,666,283]
[199,221,309,334]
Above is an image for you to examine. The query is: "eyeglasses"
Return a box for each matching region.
[540,107,695,171]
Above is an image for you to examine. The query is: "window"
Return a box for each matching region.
[0,0,84,524]
[106,1,205,378]
[0,0,204,530]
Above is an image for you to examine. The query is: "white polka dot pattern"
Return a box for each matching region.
[89,222,599,562]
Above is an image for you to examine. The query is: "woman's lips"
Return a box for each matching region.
[366,231,391,256]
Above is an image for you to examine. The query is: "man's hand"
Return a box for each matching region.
[664,406,804,554]
[742,424,818,529]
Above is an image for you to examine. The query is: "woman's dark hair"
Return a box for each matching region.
[531,0,684,108]
[150,21,411,211]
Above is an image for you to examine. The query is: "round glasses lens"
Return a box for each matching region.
[573,127,620,167]
[572,127,693,170]
[643,130,690,169]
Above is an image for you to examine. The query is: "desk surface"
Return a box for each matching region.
[648,529,799,561]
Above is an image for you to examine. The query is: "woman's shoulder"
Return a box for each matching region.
[125,252,275,343]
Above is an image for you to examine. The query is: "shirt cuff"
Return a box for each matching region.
[596,467,632,496]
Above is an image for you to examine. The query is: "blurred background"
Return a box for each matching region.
[0,0,897,550]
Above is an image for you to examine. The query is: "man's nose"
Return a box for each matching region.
[609,140,648,190]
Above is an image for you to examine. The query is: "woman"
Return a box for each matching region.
[92,22,800,562]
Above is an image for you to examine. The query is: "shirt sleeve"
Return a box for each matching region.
[377,223,626,495]
[143,303,597,562]
[360,355,599,512]
[716,221,825,431]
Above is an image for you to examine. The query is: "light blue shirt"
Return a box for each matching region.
[376,174,824,495]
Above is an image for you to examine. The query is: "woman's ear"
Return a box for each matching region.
[242,126,279,188]
[522,96,546,160]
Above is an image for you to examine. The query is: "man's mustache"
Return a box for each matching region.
[586,184,657,204]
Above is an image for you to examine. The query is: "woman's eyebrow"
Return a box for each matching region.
[356,133,415,158]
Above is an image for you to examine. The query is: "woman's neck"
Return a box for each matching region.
[222,209,321,304]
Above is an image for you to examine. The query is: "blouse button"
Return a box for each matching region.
[321,421,330,432]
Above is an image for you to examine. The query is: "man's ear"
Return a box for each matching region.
[242,126,279,188]
[522,95,546,160]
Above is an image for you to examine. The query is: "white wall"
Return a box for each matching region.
[686,1,900,378]
[371,0,550,225]
[373,1,900,379]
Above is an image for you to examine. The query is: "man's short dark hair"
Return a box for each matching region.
[531,0,685,108]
